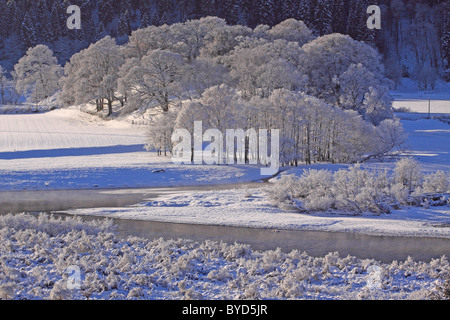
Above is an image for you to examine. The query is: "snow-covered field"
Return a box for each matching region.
[1,102,449,239]
[60,109,450,239]
[0,107,263,191]
[1,96,450,300]
[1,213,448,300]
[391,81,450,114]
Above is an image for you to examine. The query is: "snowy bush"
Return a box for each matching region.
[295,169,334,211]
[393,158,424,192]
[267,174,302,210]
[269,159,448,214]
[421,171,450,194]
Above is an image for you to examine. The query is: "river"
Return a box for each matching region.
[1,184,449,263]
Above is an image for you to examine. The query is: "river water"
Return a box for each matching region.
[1,184,450,263]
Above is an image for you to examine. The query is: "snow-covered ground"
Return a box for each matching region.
[67,187,450,239]
[58,106,450,239]
[0,107,263,191]
[1,92,450,300]
[1,99,449,239]
[0,213,448,300]
[391,79,450,114]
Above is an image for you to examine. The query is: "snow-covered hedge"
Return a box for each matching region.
[269,159,450,214]
[0,213,449,300]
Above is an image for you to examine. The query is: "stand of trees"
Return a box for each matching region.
[8,15,408,166]
[0,0,448,84]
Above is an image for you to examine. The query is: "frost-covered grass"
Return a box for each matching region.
[0,213,449,300]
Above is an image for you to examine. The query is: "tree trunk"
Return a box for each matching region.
[107,98,113,116]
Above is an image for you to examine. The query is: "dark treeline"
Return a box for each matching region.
[0,0,449,82]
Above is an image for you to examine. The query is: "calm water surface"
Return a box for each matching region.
[1,184,449,263]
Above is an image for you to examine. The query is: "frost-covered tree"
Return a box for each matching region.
[265,18,314,45]
[300,33,390,119]
[365,118,406,161]
[60,36,124,115]
[200,23,253,58]
[226,39,305,98]
[119,49,184,113]
[199,84,245,132]
[393,158,423,193]
[13,45,62,103]
[337,63,392,124]
[181,58,231,99]
[174,100,208,162]
[171,17,232,61]
[362,86,393,125]
[0,66,19,105]
[145,109,178,156]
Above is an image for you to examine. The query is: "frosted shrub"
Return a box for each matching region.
[333,166,370,213]
[332,165,394,214]
[421,171,450,194]
[393,158,423,192]
[49,280,72,300]
[269,158,449,214]
[0,282,16,299]
[296,169,334,211]
[1,213,449,300]
[0,213,116,236]
[267,174,302,209]
[390,183,410,205]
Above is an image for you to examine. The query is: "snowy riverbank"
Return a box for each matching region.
[0,213,448,300]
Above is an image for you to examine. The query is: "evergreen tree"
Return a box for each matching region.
[98,0,115,26]
[118,10,132,37]
[49,2,63,41]
[152,12,162,26]
[93,21,108,42]
[141,12,152,28]
[199,0,217,17]
[256,0,276,26]
[346,0,370,41]
[297,0,314,27]
[0,1,9,46]
[8,0,22,35]
[158,0,174,22]
[331,0,349,34]
[281,0,300,20]
[141,0,153,17]
[35,0,49,28]
[221,0,240,24]
[40,11,54,43]
[442,3,450,73]
[20,12,38,50]
[314,0,333,35]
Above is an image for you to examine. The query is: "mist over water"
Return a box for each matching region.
[1,185,449,263]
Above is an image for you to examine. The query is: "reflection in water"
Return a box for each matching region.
[110,218,450,263]
[1,185,450,263]
[32,211,450,264]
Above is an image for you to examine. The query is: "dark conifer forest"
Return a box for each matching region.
[0,0,449,83]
